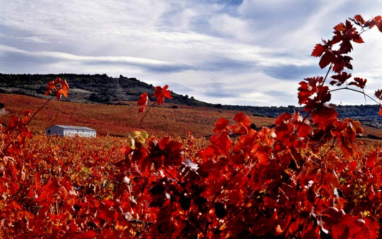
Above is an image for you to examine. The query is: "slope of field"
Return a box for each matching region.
[2,74,382,128]
[2,93,382,139]
[0,93,275,138]
[362,125,382,139]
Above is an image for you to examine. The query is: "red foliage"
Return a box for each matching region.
[137,92,149,113]
[1,14,382,238]
[233,112,251,134]
[153,85,172,105]
[137,85,173,124]
[45,77,70,100]
[349,77,367,89]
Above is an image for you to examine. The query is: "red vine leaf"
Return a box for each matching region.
[352,34,364,44]
[349,77,367,89]
[45,81,56,96]
[214,118,230,134]
[311,44,326,57]
[78,230,98,238]
[334,22,346,32]
[211,131,232,154]
[158,137,183,167]
[34,172,41,190]
[233,112,251,134]
[330,72,352,86]
[351,15,366,26]
[298,77,323,105]
[374,16,382,32]
[332,119,362,156]
[45,77,70,101]
[153,85,172,105]
[366,151,378,168]
[137,92,149,113]
[311,105,338,128]
[375,89,382,100]
[256,146,270,165]
[319,51,335,69]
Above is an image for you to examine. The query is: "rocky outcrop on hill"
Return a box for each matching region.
[0,73,208,106]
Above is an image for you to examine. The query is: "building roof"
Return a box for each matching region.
[47,125,96,131]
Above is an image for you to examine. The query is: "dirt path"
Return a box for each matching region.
[115,78,125,101]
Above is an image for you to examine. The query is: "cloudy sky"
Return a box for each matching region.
[1,0,382,106]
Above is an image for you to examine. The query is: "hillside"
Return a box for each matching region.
[0,93,276,138]
[1,93,382,140]
[1,73,381,130]
[0,73,209,106]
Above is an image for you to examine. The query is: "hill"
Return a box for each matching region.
[0,73,209,106]
[0,93,276,138]
[1,73,381,132]
[1,93,382,140]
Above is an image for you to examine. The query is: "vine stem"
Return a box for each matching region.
[2,95,54,154]
[330,87,381,105]
[318,64,333,95]
[281,182,300,237]
[295,24,380,135]
[285,60,332,234]
[138,102,156,125]
[162,166,178,182]
[27,95,55,125]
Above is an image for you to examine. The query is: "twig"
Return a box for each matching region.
[138,102,156,125]
[2,95,54,153]
[330,87,381,105]
[281,183,300,237]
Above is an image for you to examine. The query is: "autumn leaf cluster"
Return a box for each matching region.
[1,15,382,238]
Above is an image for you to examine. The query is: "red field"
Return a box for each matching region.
[1,97,381,238]
[0,93,275,138]
[1,93,382,139]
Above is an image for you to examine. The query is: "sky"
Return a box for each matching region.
[1,0,382,106]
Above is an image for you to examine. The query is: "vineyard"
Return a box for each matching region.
[0,93,275,139]
[1,15,382,238]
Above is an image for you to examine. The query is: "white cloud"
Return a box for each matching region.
[209,14,253,41]
[1,0,382,106]
[0,45,187,67]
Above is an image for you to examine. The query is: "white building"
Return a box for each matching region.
[45,125,96,137]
